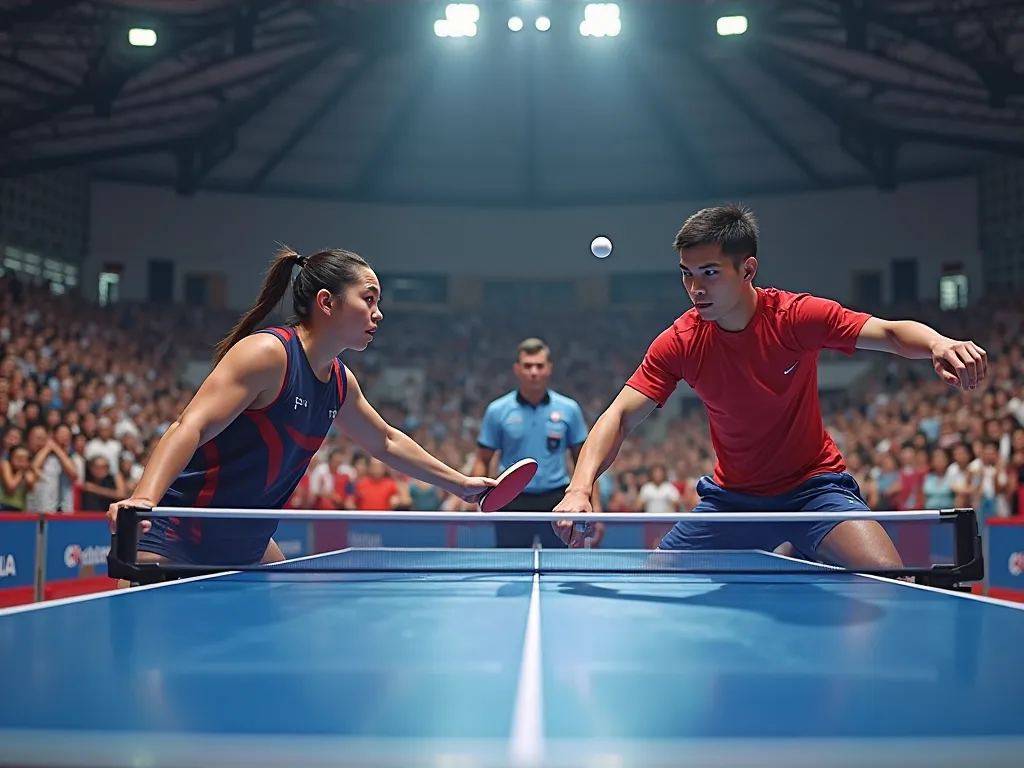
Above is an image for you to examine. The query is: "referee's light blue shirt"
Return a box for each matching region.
[477,389,589,494]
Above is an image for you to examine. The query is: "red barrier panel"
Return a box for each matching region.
[312,520,349,553]
[988,587,1024,603]
[0,586,35,608]
[44,578,114,601]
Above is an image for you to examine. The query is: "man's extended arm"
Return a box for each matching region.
[551,386,657,546]
[570,443,602,513]
[855,316,987,390]
[559,386,658,504]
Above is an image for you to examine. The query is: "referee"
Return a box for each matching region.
[473,337,602,548]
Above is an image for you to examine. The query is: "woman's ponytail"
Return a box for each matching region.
[212,245,301,365]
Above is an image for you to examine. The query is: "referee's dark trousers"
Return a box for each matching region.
[494,486,569,549]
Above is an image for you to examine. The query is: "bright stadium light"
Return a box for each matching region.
[508,16,524,32]
[580,3,620,37]
[535,15,551,32]
[716,15,748,36]
[128,27,157,47]
[434,3,479,38]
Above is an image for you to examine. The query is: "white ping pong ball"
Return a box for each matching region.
[591,236,612,259]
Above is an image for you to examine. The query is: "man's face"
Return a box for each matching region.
[514,352,551,391]
[679,243,753,322]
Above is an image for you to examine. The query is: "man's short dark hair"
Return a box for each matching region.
[517,337,550,360]
[673,203,759,266]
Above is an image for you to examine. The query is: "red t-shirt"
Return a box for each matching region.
[315,471,351,510]
[626,287,871,496]
[353,476,399,511]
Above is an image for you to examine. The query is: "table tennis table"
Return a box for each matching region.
[1,547,1022,767]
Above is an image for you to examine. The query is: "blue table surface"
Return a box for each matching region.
[1,548,1023,768]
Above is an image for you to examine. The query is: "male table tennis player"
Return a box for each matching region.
[554,204,987,567]
[106,246,496,575]
[474,337,603,548]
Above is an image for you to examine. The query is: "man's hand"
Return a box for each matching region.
[551,488,594,547]
[856,319,989,391]
[930,337,987,390]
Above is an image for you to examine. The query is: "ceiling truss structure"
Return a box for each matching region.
[0,0,1021,205]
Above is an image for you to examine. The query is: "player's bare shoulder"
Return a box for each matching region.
[214,331,290,396]
[229,331,289,367]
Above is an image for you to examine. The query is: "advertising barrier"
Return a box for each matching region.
[273,520,314,559]
[986,518,1024,602]
[42,514,115,600]
[0,512,1015,606]
[0,514,39,607]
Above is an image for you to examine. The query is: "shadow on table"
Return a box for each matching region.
[550,580,886,627]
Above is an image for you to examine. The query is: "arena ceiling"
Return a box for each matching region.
[1,0,1022,207]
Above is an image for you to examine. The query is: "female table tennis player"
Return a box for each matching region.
[107,246,497,576]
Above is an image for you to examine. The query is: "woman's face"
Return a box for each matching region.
[3,429,21,450]
[10,446,30,471]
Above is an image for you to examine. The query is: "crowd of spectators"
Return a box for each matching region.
[2,271,1022,524]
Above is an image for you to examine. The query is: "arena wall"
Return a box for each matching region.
[88,176,980,309]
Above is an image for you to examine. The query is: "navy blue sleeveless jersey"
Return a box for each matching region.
[137,326,348,565]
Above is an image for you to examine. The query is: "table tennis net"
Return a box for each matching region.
[235,515,975,580]
[269,548,861,574]
[112,513,981,587]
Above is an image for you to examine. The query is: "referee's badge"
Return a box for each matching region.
[546,415,565,451]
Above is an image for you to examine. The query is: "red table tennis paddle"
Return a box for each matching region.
[478,458,538,512]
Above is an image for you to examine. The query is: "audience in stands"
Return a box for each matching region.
[1,271,1022,523]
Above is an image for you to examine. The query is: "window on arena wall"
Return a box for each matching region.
[98,272,120,307]
[375,273,448,305]
[2,245,78,295]
[610,273,684,306]
[482,280,574,309]
[939,274,968,311]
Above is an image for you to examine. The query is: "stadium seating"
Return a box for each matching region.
[1,271,1021,520]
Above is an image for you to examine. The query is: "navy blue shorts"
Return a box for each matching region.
[137,515,278,567]
[659,472,870,559]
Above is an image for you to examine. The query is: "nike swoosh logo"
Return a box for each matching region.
[783,362,798,375]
